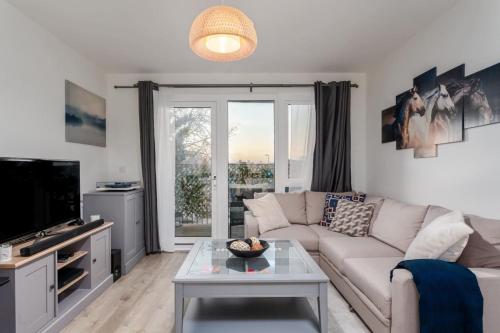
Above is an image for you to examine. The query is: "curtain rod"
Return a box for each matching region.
[114,82,359,92]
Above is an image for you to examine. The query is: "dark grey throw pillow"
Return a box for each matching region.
[457,216,500,268]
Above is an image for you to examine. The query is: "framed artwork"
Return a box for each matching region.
[381,106,396,143]
[464,63,500,128]
[65,80,106,147]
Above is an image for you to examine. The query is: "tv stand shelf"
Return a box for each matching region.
[57,251,88,270]
[57,271,89,295]
[0,222,113,333]
[0,222,112,269]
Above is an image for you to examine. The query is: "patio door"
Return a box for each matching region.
[163,89,314,246]
[227,101,275,238]
[172,102,216,243]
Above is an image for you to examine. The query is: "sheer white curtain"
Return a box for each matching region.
[155,89,175,252]
[288,104,316,191]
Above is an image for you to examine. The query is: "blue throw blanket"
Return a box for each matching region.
[391,259,483,333]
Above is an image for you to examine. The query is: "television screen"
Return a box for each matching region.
[0,158,80,243]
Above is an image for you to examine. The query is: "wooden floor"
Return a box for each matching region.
[62,253,370,333]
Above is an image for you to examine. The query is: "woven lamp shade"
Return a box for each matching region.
[189,5,257,62]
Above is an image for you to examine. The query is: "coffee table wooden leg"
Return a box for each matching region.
[175,283,184,333]
[318,282,328,333]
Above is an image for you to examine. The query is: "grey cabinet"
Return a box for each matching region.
[15,254,55,333]
[0,225,113,333]
[91,228,111,289]
[83,190,145,275]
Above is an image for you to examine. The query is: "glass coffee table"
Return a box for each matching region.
[174,239,329,333]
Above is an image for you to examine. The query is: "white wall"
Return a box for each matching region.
[366,0,500,218]
[106,72,367,191]
[0,0,108,195]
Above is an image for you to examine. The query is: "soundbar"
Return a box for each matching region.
[20,219,105,257]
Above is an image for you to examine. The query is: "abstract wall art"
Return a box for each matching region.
[65,80,106,147]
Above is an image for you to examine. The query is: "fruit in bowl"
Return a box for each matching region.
[226,238,269,258]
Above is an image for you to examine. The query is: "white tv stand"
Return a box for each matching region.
[0,222,113,333]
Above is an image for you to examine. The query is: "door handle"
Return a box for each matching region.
[93,258,97,264]
[136,220,140,225]
[49,284,55,292]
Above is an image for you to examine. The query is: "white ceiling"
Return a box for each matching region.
[8,0,457,73]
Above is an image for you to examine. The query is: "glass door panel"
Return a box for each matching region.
[227,101,275,238]
[173,107,213,238]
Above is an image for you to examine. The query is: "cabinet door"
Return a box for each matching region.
[125,196,137,260]
[135,194,145,251]
[15,254,55,333]
[91,229,111,288]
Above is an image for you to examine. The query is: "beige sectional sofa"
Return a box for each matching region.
[244,192,500,333]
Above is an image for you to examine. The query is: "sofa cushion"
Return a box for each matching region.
[422,207,500,268]
[343,257,404,319]
[319,236,404,274]
[320,192,367,227]
[243,194,291,234]
[328,200,376,237]
[255,192,307,224]
[309,224,350,240]
[305,191,327,224]
[458,215,500,268]
[370,198,429,252]
[405,210,473,262]
[260,224,319,252]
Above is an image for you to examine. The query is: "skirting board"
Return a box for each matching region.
[125,247,145,275]
[41,274,114,333]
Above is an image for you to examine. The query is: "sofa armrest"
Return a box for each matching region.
[391,269,419,333]
[391,267,500,333]
[470,268,500,333]
[244,211,260,238]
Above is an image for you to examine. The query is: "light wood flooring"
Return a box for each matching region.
[62,253,370,333]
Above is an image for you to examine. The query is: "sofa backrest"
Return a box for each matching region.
[370,198,429,252]
[422,205,451,228]
[364,195,385,234]
[254,192,307,224]
[305,191,327,224]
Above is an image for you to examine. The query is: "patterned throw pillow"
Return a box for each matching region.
[328,200,376,237]
[320,192,366,226]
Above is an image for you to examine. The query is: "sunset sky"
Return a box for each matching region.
[228,101,275,163]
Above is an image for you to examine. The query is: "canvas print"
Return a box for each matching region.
[433,64,465,144]
[381,106,396,143]
[464,62,500,128]
[394,90,413,150]
[385,61,500,159]
[65,80,106,147]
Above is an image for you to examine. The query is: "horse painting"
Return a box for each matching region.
[381,63,500,159]
[429,84,461,144]
[395,88,426,150]
[457,78,494,128]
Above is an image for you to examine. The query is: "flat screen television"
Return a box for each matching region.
[0,158,80,243]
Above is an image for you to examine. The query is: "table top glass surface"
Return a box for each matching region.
[187,240,312,276]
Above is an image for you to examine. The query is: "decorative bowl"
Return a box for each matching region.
[226,239,269,258]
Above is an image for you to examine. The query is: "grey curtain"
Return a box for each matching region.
[137,81,161,254]
[311,81,352,192]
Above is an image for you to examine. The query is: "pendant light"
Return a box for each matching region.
[189,5,257,62]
